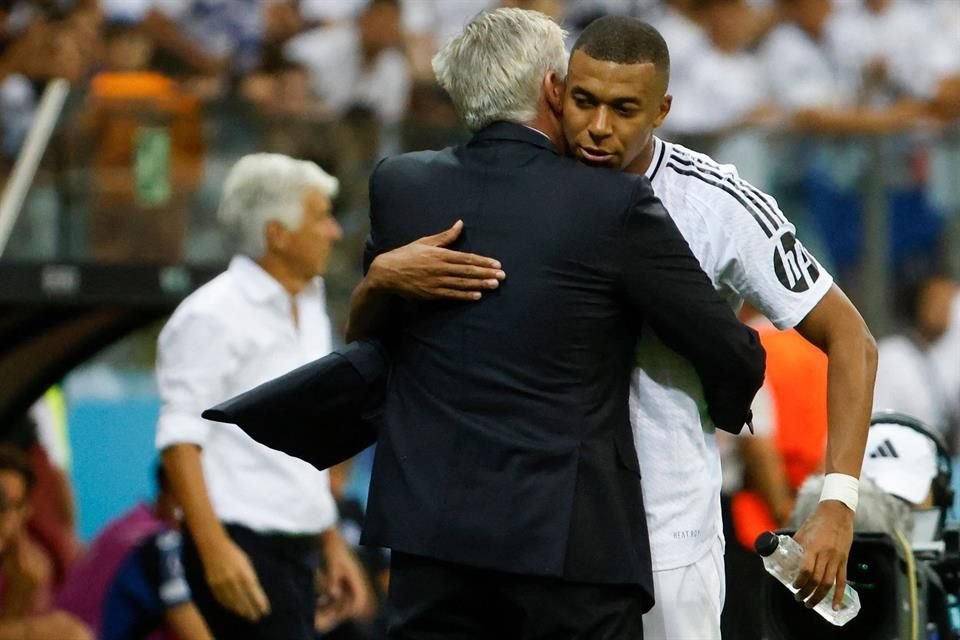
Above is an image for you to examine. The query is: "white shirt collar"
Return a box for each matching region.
[229,255,289,305]
[228,255,326,307]
[523,125,553,143]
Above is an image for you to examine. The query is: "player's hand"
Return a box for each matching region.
[791,500,854,610]
[23,611,94,640]
[369,220,505,301]
[201,537,271,621]
[322,529,376,620]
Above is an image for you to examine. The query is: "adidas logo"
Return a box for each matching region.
[869,439,899,459]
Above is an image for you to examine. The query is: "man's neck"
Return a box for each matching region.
[526,113,566,154]
[257,254,310,297]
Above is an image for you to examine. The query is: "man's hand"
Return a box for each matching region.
[200,537,270,622]
[791,500,855,610]
[368,220,505,301]
[320,529,375,621]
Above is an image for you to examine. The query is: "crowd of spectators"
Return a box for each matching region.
[0,0,955,155]
[0,0,957,276]
[0,0,957,289]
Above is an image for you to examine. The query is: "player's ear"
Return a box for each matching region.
[544,70,564,117]
[654,94,672,129]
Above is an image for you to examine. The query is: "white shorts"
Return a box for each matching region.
[642,536,726,640]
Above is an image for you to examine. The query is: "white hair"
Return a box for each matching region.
[432,8,568,131]
[217,153,339,257]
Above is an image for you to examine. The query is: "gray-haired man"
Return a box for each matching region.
[157,154,372,639]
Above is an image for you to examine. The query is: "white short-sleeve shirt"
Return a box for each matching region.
[284,24,411,124]
[401,0,495,46]
[151,0,267,72]
[299,0,368,22]
[661,46,769,136]
[631,138,833,570]
[155,256,338,535]
[760,21,858,111]
[827,0,954,100]
[651,8,714,135]
[873,335,957,437]
[874,293,960,439]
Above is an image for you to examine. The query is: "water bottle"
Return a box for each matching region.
[755,531,861,626]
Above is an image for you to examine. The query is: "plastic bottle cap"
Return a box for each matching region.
[755,531,780,557]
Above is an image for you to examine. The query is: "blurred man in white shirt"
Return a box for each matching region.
[400,0,495,79]
[874,276,960,441]
[157,153,370,640]
[284,0,410,125]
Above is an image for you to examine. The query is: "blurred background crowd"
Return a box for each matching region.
[3,0,959,295]
[0,0,957,638]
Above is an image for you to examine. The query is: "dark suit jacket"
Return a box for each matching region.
[359,121,765,604]
[202,340,386,471]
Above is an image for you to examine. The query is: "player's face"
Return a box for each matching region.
[562,50,670,170]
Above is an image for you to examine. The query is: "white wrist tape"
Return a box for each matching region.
[819,473,859,512]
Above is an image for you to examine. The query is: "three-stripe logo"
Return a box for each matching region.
[869,439,899,459]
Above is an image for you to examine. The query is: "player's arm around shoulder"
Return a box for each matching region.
[346,156,505,341]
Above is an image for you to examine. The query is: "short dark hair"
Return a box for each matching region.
[0,446,35,496]
[572,16,670,80]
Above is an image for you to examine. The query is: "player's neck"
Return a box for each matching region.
[624,139,657,176]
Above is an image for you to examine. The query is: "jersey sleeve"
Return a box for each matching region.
[711,174,834,330]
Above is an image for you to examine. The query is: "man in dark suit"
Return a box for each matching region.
[346,8,765,639]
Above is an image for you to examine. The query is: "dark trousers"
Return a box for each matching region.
[385,552,645,640]
[182,524,320,640]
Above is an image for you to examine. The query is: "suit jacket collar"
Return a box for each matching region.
[470,121,559,154]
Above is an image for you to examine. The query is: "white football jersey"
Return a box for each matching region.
[632,138,833,571]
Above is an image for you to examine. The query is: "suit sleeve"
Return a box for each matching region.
[362,157,390,275]
[617,178,766,433]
